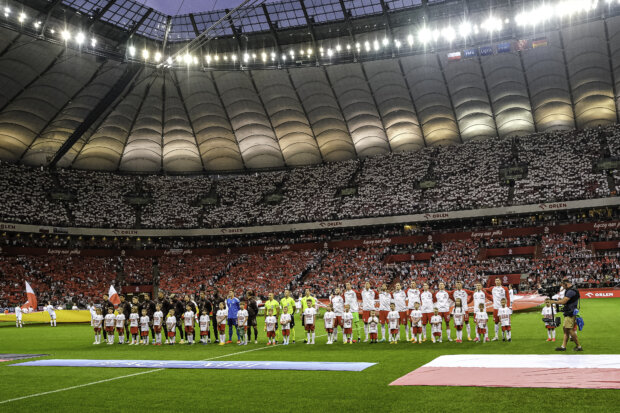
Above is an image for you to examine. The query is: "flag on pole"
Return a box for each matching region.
[23,281,37,311]
[108,285,121,307]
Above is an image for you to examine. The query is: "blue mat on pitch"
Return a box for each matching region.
[11,359,376,371]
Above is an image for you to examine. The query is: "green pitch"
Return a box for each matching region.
[0,299,619,412]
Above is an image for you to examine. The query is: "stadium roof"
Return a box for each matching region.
[0,0,619,172]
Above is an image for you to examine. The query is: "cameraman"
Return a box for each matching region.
[550,277,583,352]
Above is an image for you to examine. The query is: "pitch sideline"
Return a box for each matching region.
[0,334,328,405]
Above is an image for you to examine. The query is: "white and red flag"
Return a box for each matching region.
[391,355,620,389]
[21,281,37,311]
[108,285,121,307]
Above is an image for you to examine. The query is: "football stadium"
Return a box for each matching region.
[1,0,620,411]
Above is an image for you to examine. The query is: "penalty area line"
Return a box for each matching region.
[0,333,328,405]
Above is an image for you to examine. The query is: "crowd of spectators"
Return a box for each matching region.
[0,126,619,229]
[2,228,620,309]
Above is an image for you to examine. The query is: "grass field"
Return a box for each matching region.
[0,299,619,412]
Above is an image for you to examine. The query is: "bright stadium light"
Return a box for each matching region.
[34,21,41,28]
[206,54,212,63]
[184,53,192,64]
[307,48,313,55]
[176,55,183,62]
[442,26,456,42]
[243,53,249,62]
[483,16,503,32]
[231,54,237,62]
[75,32,85,45]
[394,39,401,49]
[281,54,286,61]
[261,52,267,62]
[355,42,361,50]
[346,44,351,50]
[18,12,25,22]
[214,54,219,61]
[382,37,389,46]
[418,28,432,44]
[4,7,10,17]
[373,40,380,51]
[407,34,414,46]
[327,48,333,57]
[432,29,440,41]
[91,37,97,47]
[459,22,472,38]
[141,49,149,59]
[336,44,341,52]
[271,52,276,60]
[128,45,136,57]
[251,53,256,59]
[61,30,71,41]
[154,52,161,62]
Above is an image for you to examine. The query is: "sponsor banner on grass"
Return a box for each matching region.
[581,289,620,299]
[390,355,620,389]
[12,359,377,372]
[0,197,619,238]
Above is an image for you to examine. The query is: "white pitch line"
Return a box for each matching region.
[0,334,328,405]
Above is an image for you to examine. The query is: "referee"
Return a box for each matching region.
[280,290,297,344]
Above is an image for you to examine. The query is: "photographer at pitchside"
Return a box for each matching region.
[550,278,583,352]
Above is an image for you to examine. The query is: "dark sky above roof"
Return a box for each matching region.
[142,0,248,15]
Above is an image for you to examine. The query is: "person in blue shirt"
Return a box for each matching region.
[226,291,241,344]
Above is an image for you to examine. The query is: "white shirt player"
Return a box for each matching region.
[452,307,465,326]
[323,311,336,329]
[93,314,103,328]
[410,309,423,327]
[129,313,139,327]
[140,315,150,332]
[183,311,194,327]
[475,311,488,328]
[88,305,96,325]
[392,290,407,312]
[430,315,442,333]
[342,312,353,329]
[452,289,469,312]
[15,306,22,320]
[343,290,359,313]
[473,290,488,311]
[420,291,434,313]
[368,316,379,333]
[406,288,421,309]
[498,307,512,327]
[217,309,228,325]
[509,288,514,309]
[45,304,56,319]
[304,307,316,325]
[199,314,209,331]
[104,313,115,327]
[166,315,176,330]
[115,313,125,328]
[330,295,344,316]
[387,311,399,330]
[153,311,163,327]
[378,291,392,312]
[361,289,377,311]
[237,309,248,327]
[434,290,451,312]
[279,313,291,330]
[265,315,277,332]
[491,286,509,309]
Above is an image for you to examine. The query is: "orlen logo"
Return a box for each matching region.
[423,213,449,220]
[585,292,613,298]
[112,229,138,236]
[220,228,243,234]
[539,203,568,210]
[0,223,16,230]
[319,222,343,228]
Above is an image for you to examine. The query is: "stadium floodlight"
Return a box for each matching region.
[281,54,286,61]
[307,48,313,55]
[382,37,389,46]
[459,22,471,38]
[261,52,267,62]
[141,49,149,59]
[355,42,361,50]
[418,28,432,44]
[373,40,380,51]
[154,52,161,62]
[75,32,85,45]
[61,30,71,41]
[214,54,219,61]
[346,44,350,50]
[176,55,183,62]
[18,12,25,23]
[251,53,256,59]
[336,44,341,52]
[394,39,401,49]
[364,41,370,51]
[483,16,503,32]
[50,29,55,34]
[271,52,276,60]
[223,55,228,61]
[299,49,304,56]
[327,48,333,57]
[206,54,212,63]
[432,29,440,42]
[90,37,97,47]
[289,49,295,59]
[192,56,198,64]
[231,54,237,62]
[34,21,41,28]
[128,45,136,57]
[407,34,414,46]
[243,53,249,62]
[184,53,192,64]
[442,26,456,42]
[4,7,9,17]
